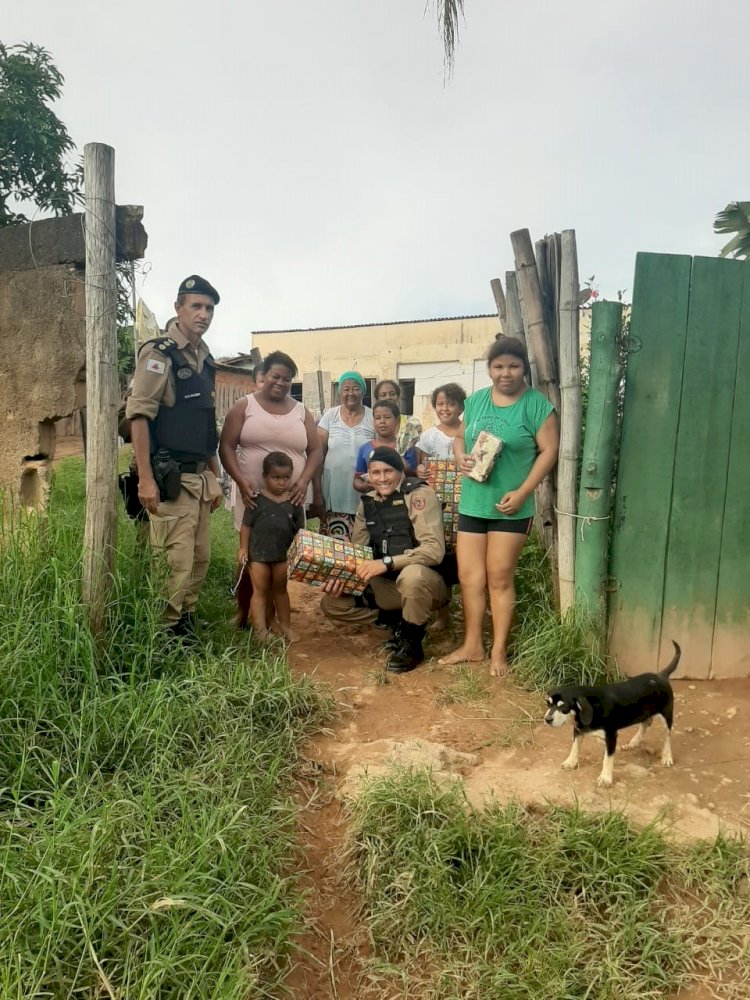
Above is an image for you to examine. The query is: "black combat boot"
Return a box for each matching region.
[386,621,426,674]
[380,616,405,652]
[374,608,401,631]
[166,612,199,644]
[165,617,190,642]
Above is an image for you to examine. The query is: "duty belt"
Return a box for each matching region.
[179,461,208,474]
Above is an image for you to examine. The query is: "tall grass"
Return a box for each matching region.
[0,459,330,997]
[345,771,750,1000]
[509,532,615,690]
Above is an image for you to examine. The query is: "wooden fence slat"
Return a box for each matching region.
[608,252,691,675]
[659,257,745,678]
[711,261,750,678]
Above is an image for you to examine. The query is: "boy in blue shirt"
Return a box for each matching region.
[353,400,417,493]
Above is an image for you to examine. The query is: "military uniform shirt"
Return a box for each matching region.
[126,326,212,421]
[351,484,445,572]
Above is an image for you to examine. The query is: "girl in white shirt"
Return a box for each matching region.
[415,382,466,476]
[414,382,466,633]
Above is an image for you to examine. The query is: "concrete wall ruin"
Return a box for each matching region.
[0,207,146,506]
[0,264,86,505]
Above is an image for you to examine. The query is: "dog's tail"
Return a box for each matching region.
[659,640,681,678]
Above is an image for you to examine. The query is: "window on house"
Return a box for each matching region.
[290,382,303,402]
[398,379,415,416]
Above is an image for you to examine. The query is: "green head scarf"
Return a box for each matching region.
[338,370,366,395]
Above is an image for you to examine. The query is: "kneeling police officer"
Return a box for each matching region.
[320,446,448,673]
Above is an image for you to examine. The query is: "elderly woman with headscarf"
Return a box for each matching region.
[314,370,374,538]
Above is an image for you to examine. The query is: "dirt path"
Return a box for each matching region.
[283,581,750,997]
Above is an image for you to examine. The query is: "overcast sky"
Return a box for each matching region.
[5,1,749,356]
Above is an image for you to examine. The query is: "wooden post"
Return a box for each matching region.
[547,233,562,371]
[557,230,582,613]
[511,229,560,412]
[82,143,118,636]
[511,229,560,596]
[490,277,507,334]
[316,369,326,414]
[505,272,524,340]
[535,236,556,368]
[505,271,538,387]
[575,301,623,639]
[131,259,138,372]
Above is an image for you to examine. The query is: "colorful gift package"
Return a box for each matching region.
[287,529,373,596]
[427,459,462,549]
[465,430,504,483]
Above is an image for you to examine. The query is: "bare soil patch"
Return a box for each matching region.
[284,581,750,997]
[54,436,84,460]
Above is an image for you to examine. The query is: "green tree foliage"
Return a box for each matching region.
[714,201,750,259]
[0,42,81,226]
[118,325,136,389]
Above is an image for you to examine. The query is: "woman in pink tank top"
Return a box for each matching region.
[219,352,323,531]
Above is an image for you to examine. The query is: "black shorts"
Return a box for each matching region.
[457,513,533,536]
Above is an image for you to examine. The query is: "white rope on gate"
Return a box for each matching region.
[554,506,610,542]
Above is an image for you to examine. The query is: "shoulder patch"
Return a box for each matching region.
[412,496,425,511]
[145,358,166,375]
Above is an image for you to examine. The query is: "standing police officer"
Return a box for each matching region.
[126,275,223,636]
[320,447,448,672]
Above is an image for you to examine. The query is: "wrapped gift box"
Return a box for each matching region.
[427,459,462,548]
[465,430,504,482]
[287,529,372,596]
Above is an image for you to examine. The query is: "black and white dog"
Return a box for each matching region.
[544,641,681,788]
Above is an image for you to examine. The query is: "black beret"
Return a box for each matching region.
[368,446,404,472]
[177,274,220,304]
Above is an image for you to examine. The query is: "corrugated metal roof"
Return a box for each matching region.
[216,353,255,365]
[214,364,252,375]
[251,313,497,336]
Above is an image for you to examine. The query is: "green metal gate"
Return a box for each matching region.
[608,252,750,679]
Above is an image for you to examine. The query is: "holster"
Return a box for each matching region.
[118,470,148,521]
[151,449,182,502]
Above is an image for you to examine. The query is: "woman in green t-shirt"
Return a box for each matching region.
[439,337,559,677]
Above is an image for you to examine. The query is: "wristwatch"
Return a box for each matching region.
[382,555,394,569]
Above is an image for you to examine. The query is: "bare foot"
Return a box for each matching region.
[438,645,484,666]
[268,617,282,635]
[489,651,508,677]
[281,626,299,643]
[427,606,451,634]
